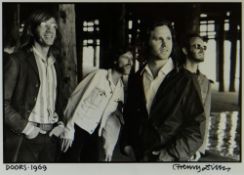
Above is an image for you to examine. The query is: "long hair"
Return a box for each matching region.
[20,10,61,57]
[141,19,182,68]
[104,46,134,70]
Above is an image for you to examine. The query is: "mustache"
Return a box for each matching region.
[122,63,132,68]
[125,63,132,66]
[116,63,132,74]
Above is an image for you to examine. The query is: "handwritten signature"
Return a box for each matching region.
[172,163,231,173]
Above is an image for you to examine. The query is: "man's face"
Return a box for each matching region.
[188,37,206,63]
[117,51,133,75]
[35,17,57,47]
[149,25,173,61]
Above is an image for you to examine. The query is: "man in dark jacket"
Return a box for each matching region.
[4,10,65,163]
[181,34,211,161]
[121,20,205,161]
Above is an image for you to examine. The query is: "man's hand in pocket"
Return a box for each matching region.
[25,126,40,139]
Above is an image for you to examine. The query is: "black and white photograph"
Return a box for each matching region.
[0,0,243,174]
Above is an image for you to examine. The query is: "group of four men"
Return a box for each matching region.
[4,10,211,162]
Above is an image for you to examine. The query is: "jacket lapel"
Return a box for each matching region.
[149,69,176,117]
[26,49,39,77]
[54,60,61,88]
[135,72,148,116]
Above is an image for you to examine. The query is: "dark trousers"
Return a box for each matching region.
[60,125,99,162]
[17,133,59,163]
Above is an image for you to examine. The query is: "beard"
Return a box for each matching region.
[115,64,132,75]
[188,52,204,63]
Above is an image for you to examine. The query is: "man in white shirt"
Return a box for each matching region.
[60,49,133,162]
[4,10,65,162]
[121,20,205,161]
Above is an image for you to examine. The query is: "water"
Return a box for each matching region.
[113,111,241,162]
[207,111,240,161]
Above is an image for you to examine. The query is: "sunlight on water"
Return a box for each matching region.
[208,111,240,161]
[227,112,238,157]
[217,112,227,152]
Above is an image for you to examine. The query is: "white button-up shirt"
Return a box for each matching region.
[29,47,58,124]
[142,58,174,114]
[63,69,124,140]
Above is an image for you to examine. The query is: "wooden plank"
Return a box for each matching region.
[216,17,225,92]
[229,12,238,92]
[58,4,78,97]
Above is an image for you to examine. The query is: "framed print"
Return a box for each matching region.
[0,0,243,175]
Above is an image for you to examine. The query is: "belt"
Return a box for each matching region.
[33,123,54,132]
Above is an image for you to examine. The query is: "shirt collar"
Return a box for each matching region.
[140,57,174,77]
[142,65,153,77]
[107,69,123,89]
[107,69,114,86]
[32,46,56,65]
